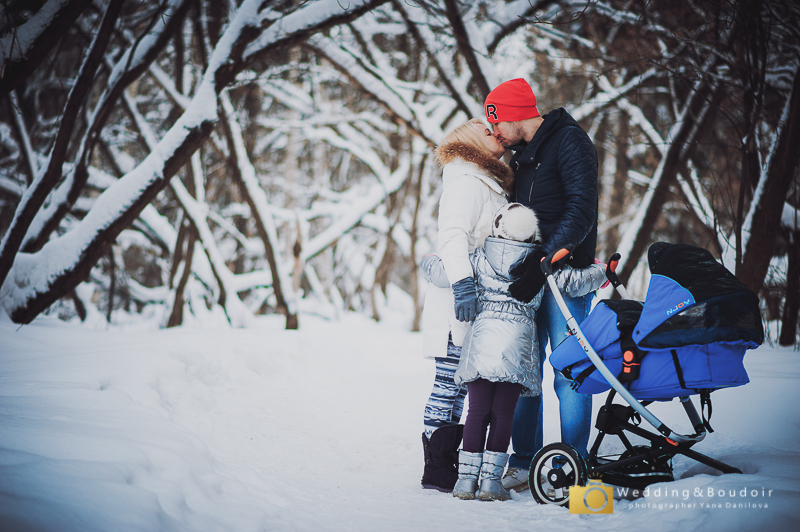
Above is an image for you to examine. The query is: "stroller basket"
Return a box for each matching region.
[529,242,764,506]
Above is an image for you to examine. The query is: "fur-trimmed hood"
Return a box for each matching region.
[434,142,515,194]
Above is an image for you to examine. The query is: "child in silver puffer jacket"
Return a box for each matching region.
[419,203,607,502]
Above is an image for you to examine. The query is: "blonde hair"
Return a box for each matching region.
[434,118,491,166]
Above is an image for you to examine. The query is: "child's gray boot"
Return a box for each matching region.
[452,451,482,500]
[476,450,512,501]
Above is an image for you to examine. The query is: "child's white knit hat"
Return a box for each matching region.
[492,203,540,243]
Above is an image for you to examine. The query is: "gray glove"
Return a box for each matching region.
[452,277,478,322]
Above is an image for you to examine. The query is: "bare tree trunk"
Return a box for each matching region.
[106,246,115,323]
[779,230,800,346]
[373,157,416,321]
[409,153,427,332]
[284,47,303,294]
[68,288,87,322]
[165,14,192,329]
[167,223,196,328]
[740,66,800,293]
[604,112,629,259]
[734,0,769,275]
[168,218,187,284]
[443,0,490,99]
[292,221,303,293]
[219,94,299,329]
[6,91,37,186]
[374,186,404,298]
[204,0,226,48]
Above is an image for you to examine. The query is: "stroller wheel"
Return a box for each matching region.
[530,443,588,506]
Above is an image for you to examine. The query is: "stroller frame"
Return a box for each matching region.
[530,249,742,506]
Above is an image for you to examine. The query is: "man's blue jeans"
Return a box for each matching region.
[507,288,593,470]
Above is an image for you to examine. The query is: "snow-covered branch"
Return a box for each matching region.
[308,35,440,145]
[0,0,91,95]
[573,70,659,122]
[18,0,192,254]
[1,0,387,324]
[0,0,124,290]
[303,159,410,262]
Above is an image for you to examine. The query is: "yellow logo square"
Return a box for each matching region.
[569,479,614,514]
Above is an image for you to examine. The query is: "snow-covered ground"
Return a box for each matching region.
[1,312,798,532]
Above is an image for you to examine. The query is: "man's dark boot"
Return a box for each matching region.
[421,424,464,492]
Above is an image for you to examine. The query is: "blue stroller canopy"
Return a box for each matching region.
[551,242,764,400]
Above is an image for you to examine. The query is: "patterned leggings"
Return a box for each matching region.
[423,335,467,439]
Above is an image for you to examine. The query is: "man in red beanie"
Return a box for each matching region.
[484,78,598,493]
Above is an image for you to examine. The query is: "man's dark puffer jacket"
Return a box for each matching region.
[508,108,598,269]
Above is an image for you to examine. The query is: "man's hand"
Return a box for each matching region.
[509,250,547,303]
[452,277,478,322]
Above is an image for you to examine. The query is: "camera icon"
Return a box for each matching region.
[569,479,614,514]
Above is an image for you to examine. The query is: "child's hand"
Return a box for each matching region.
[420,254,450,288]
[509,250,547,303]
[594,258,610,289]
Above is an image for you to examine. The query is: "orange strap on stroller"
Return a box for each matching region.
[619,328,646,382]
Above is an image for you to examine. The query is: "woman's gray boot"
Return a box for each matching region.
[452,451,483,500]
[476,450,512,501]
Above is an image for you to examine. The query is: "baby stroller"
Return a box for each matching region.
[529,242,764,505]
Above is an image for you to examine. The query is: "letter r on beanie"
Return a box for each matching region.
[484,79,540,124]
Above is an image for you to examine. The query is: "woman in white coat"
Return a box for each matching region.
[420,118,513,492]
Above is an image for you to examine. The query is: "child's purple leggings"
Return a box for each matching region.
[462,379,523,453]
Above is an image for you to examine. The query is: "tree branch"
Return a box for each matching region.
[0,0,92,95]
[19,0,192,254]
[0,0,124,290]
[1,0,390,324]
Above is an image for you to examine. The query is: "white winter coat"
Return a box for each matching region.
[421,143,511,360]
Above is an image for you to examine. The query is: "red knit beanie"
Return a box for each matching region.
[484,78,539,123]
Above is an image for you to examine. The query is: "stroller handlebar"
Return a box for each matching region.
[540,248,571,277]
[604,251,634,300]
[605,253,623,288]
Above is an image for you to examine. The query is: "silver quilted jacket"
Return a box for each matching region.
[455,237,543,397]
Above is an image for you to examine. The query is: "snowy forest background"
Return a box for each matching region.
[0,0,798,345]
